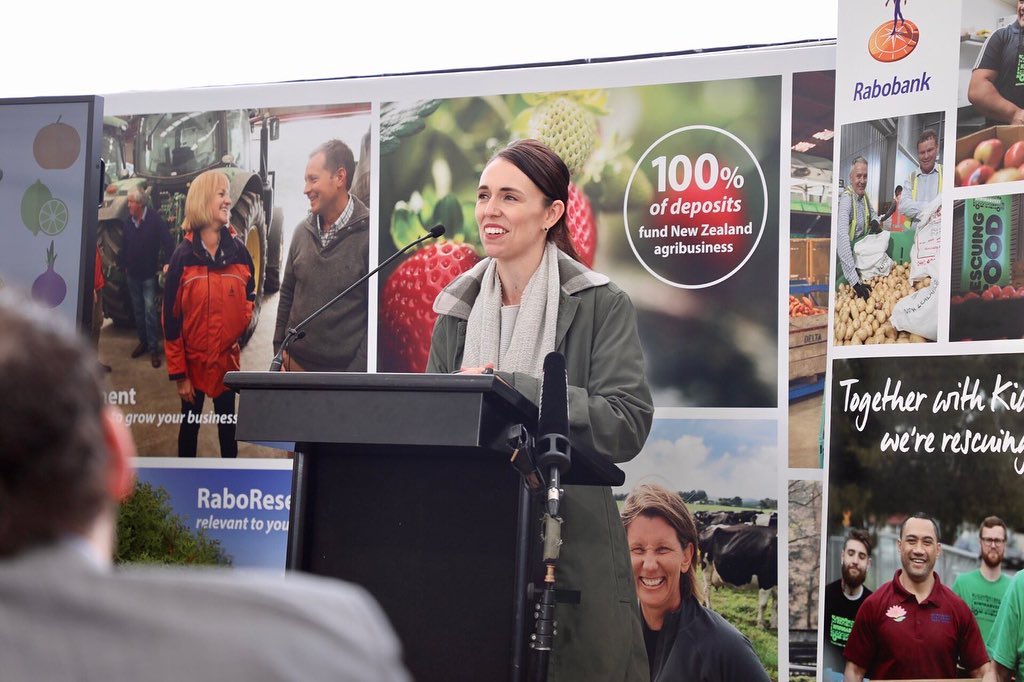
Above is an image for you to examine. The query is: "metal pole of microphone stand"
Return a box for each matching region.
[511,480,532,682]
[529,510,561,682]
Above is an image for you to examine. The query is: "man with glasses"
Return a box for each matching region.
[954,516,1012,647]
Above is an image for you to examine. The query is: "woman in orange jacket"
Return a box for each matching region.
[163,170,255,457]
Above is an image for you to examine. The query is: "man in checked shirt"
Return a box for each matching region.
[274,139,369,372]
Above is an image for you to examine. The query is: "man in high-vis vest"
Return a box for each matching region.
[899,129,941,231]
[836,156,878,300]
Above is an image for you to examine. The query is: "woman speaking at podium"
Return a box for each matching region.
[427,139,653,680]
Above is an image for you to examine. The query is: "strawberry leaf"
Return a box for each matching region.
[379,100,442,155]
[430,193,464,238]
[390,205,425,251]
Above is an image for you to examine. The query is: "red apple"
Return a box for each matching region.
[967,165,995,185]
[988,167,1024,184]
[955,158,982,186]
[975,138,1005,169]
[1006,141,1024,168]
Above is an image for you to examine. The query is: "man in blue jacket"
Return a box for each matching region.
[122,187,174,368]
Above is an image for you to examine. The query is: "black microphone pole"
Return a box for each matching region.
[269,224,445,371]
[529,351,572,682]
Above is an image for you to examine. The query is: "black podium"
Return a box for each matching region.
[226,371,624,682]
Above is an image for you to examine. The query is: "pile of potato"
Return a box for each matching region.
[834,263,931,345]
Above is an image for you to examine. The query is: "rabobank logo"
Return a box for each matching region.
[867,0,919,63]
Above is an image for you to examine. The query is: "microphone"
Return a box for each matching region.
[536,351,571,517]
[269,225,446,371]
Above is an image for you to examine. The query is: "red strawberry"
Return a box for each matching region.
[381,241,481,372]
[566,182,596,268]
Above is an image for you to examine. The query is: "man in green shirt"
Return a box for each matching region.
[953,516,1011,647]
[990,567,1024,681]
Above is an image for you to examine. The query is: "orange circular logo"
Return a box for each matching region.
[868,20,920,62]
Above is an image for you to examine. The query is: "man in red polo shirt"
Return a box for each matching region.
[843,513,995,682]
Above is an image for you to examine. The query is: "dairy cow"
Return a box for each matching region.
[698,523,778,628]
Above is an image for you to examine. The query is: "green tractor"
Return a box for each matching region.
[97,109,284,342]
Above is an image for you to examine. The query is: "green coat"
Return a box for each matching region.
[427,252,653,682]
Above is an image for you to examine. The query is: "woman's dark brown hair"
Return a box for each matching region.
[492,138,582,262]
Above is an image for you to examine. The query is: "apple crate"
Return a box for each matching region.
[956,125,1024,165]
[788,312,827,381]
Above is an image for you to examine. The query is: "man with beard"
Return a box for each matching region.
[954,516,1011,647]
[822,529,873,680]
[843,513,994,682]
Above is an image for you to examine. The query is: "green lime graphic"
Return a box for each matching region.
[20,180,53,236]
[38,198,68,236]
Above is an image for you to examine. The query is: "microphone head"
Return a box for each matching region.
[428,224,446,238]
[542,350,566,378]
[538,351,568,437]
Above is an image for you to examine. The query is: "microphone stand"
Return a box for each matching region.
[529,350,572,682]
[530,432,572,682]
[269,225,445,371]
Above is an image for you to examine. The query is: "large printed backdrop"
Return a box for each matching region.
[376,80,781,408]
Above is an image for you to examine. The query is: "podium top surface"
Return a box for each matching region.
[226,370,537,419]
[226,370,624,487]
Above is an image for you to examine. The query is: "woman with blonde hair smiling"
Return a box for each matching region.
[622,482,769,681]
[163,170,254,458]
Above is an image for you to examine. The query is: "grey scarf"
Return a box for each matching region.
[462,242,560,377]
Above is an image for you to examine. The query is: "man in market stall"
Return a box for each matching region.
[968,0,1024,126]
[897,129,941,232]
[835,157,880,301]
[843,513,995,682]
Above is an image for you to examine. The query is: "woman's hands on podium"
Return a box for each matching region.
[456,362,495,375]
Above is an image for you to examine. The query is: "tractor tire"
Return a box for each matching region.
[264,206,284,295]
[231,190,267,347]
[97,218,135,328]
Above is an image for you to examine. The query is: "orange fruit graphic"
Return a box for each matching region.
[33,116,81,170]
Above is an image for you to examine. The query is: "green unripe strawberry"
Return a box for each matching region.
[528,97,598,176]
